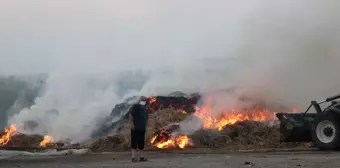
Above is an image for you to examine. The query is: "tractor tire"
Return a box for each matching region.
[312,113,340,150]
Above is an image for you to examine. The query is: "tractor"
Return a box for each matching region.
[277,94,340,150]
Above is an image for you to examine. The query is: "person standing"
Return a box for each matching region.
[129,97,149,162]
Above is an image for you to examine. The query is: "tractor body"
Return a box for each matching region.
[277,94,340,150]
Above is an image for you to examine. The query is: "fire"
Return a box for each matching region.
[150,100,290,149]
[151,104,277,149]
[150,125,190,149]
[154,138,176,149]
[151,134,190,149]
[0,124,17,146]
[149,97,157,104]
[0,124,55,148]
[144,94,298,150]
[194,105,276,131]
[40,135,54,147]
[175,135,189,149]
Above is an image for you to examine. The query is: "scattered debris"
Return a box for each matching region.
[244,161,255,167]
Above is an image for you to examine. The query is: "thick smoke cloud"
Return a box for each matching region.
[234,0,340,108]
[2,0,340,142]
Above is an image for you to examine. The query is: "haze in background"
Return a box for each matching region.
[1,0,339,142]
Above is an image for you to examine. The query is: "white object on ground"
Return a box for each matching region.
[0,148,89,160]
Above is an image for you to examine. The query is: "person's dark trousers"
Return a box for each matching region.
[131,129,146,150]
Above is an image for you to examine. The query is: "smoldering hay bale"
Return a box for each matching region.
[190,121,276,149]
[146,108,188,136]
[89,134,130,151]
[90,108,188,152]
[1,133,44,148]
[190,120,312,150]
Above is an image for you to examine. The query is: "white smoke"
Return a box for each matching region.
[5,0,340,142]
[234,0,340,108]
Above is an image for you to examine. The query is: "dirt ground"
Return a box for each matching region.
[0,149,339,168]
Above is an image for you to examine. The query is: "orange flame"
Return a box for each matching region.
[175,135,189,149]
[0,124,17,146]
[155,138,176,148]
[40,135,54,147]
[194,106,276,131]
[151,135,190,149]
[149,98,157,105]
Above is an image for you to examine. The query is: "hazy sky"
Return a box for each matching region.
[0,0,257,75]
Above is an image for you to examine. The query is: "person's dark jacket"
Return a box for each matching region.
[130,103,148,131]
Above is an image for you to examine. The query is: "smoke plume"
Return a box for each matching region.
[3,0,340,142]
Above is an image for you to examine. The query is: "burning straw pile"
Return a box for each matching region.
[1,133,44,148]
[0,124,61,149]
[90,91,312,152]
[1,90,311,152]
[90,107,311,152]
[0,124,42,148]
[190,121,310,150]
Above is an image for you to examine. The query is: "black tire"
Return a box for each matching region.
[312,113,340,150]
[279,122,290,142]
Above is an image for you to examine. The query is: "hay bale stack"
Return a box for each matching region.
[190,120,311,150]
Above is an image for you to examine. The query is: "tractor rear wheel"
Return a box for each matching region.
[312,114,340,150]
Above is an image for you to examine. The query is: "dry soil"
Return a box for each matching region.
[0,149,339,168]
